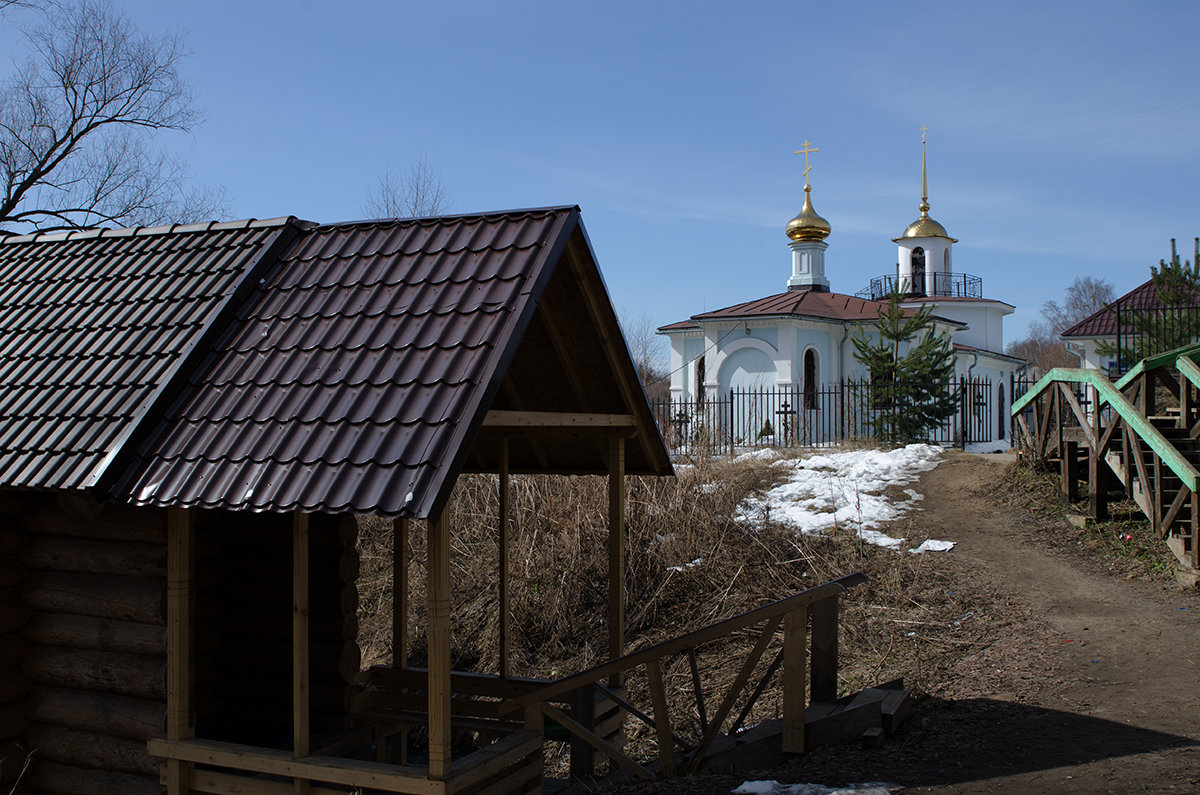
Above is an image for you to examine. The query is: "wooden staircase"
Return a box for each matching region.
[1013,342,1200,580]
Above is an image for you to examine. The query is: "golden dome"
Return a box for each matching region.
[895,207,956,242]
[786,186,831,241]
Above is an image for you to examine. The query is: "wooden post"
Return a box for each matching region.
[1090,447,1110,521]
[427,510,453,779]
[645,660,675,776]
[392,517,409,764]
[1061,440,1079,503]
[809,595,838,703]
[782,607,807,754]
[569,685,596,780]
[165,507,194,795]
[1192,491,1199,569]
[607,437,625,684]
[293,513,310,795]
[499,438,510,679]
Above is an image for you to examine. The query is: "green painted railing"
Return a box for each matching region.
[1011,363,1200,493]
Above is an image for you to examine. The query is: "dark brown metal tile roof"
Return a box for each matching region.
[116,207,641,518]
[685,290,898,323]
[0,218,297,490]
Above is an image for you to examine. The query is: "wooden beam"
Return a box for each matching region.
[427,509,453,778]
[498,439,510,679]
[810,595,839,703]
[645,660,675,777]
[782,607,807,754]
[608,437,625,685]
[482,410,637,429]
[393,517,409,765]
[293,512,310,795]
[165,507,194,795]
[541,703,654,780]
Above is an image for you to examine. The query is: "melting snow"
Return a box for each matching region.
[734,444,953,551]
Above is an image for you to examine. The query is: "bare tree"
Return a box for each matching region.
[363,156,448,218]
[1007,276,1115,373]
[0,0,224,235]
[620,310,670,401]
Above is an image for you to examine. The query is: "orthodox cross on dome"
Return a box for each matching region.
[794,139,820,189]
[919,125,929,213]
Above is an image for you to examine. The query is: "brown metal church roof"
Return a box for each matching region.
[0,208,670,518]
[1061,278,1200,338]
[658,289,955,330]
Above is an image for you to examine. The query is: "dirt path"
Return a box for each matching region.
[790,451,1200,793]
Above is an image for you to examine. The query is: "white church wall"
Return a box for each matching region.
[717,344,778,394]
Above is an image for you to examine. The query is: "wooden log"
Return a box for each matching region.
[22,647,166,699]
[341,581,358,615]
[338,545,360,583]
[20,506,165,544]
[20,572,165,625]
[340,641,361,683]
[28,759,162,795]
[0,493,28,517]
[0,635,29,668]
[28,724,160,775]
[25,686,165,740]
[0,667,29,705]
[0,556,25,588]
[0,589,31,634]
[19,536,164,578]
[0,528,24,556]
[21,613,165,655]
[0,703,29,742]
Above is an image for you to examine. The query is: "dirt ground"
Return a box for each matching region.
[612,450,1200,794]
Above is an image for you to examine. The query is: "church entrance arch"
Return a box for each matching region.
[717,343,779,444]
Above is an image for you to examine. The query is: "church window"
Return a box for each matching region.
[910,248,926,296]
[803,349,817,410]
[943,248,949,270]
[696,356,706,405]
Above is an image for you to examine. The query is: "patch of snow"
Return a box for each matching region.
[903,488,923,502]
[909,539,956,554]
[965,439,1011,454]
[733,448,782,463]
[667,557,704,572]
[734,444,947,550]
[732,782,896,795]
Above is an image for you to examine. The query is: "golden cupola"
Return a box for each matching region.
[786,185,832,241]
[894,132,957,243]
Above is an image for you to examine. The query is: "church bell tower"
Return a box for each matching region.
[786,140,832,292]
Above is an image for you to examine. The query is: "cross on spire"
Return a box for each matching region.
[794,139,820,188]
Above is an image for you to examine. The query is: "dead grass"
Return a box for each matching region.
[356,446,1003,767]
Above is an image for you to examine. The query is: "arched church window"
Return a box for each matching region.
[910,248,926,297]
[943,248,949,270]
[696,356,706,406]
[803,349,817,410]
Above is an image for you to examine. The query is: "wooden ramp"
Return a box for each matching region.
[1012,342,1200,580]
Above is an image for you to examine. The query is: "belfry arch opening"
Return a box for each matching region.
[910,247,926,296]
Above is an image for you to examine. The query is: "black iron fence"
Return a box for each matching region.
[651,377,999,455]
[1112,303,1200,375]
[856,271,983,301]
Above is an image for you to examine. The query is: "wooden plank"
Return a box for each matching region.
[428,509,453,778]
[500,575,864,715]
[608,437,625,685]
[147,738,444,793]
[293,512,310,795]
[447,730,542,793]
[810,595,839,703]
[395,518,408,669]
[481,411,636,429]
[360,666,551,698]
[1089,443,1110,522]
[686,648,708,733]
[686,615,782,774]
[729,646,784,736]
[644,660,676,777]
[540,703,654,781]
[499,439,510,680]
[569,686,596,779]
[182,769,346,795]
[1059,383,1097,449]
[166,506,193,795]
[1193,491,1199,570]
[782,607,807,754]
[1161,485,1191,539]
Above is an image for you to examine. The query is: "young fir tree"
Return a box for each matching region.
[852,286,956,444]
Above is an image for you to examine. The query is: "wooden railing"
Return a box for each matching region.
[1012,341,1200,569]
[498,572,868,781]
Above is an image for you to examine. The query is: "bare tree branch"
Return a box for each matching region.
[363,156,448,218]
[0,0,225,235]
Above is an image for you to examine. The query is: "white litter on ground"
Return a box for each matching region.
[667,557,704,572]
[964,439,1011,454]
[909,539,956,554]
[734,444,953,551]
[731,781,896,795]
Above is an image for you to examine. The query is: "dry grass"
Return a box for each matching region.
[356,447,1001,766]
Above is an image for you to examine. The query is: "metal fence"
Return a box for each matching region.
[651,377,997,455]
[1113,303,1200,375]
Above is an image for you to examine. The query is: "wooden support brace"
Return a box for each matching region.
[810,595,839,703]
[166,507,194,795]
[427,510,453,778]
[392,517,409,765]
[608,437,625,685]
[293,512,310,795]
[499,439,511,679]
[569,685,596,780]
[782,607,807,754]
[645,660,676,777]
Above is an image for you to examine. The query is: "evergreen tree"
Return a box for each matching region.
[853,286,956,444]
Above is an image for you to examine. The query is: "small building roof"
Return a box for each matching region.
[658,289,965,330]
[1,208,670,519]
[1061,278,1200,338]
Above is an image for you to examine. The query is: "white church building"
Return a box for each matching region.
[658,141,1023,443]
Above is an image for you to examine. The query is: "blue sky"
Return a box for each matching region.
[5,1,1199,357]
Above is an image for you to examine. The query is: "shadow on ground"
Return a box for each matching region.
[769,696,1197,789]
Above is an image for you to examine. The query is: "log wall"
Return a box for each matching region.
[0,493,362,795]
